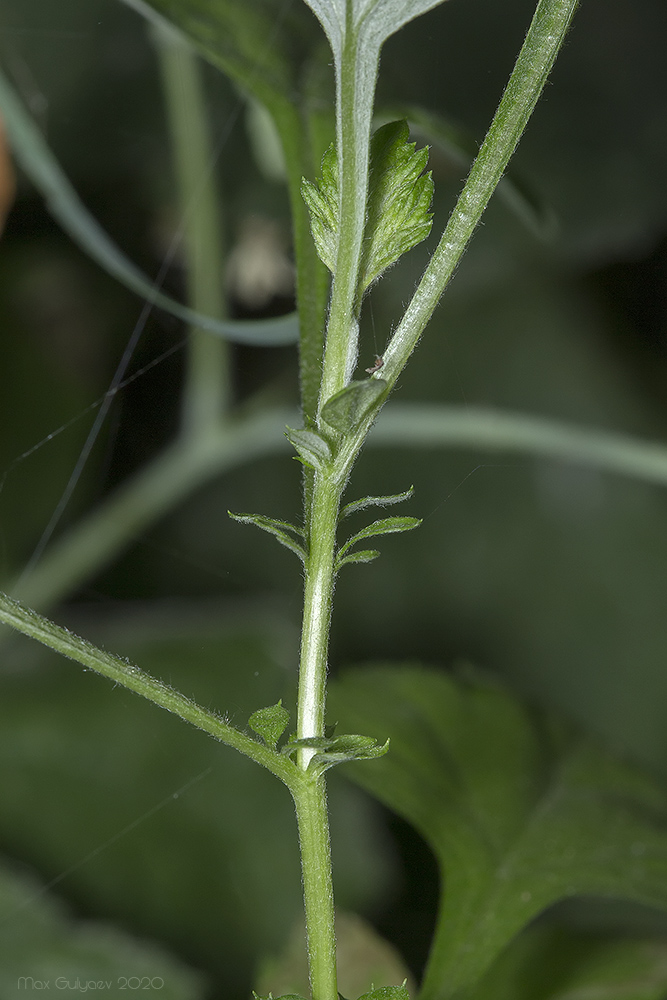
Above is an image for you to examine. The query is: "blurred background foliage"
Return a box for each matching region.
[0,0,666,995]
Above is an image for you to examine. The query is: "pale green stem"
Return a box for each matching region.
[293,775,338,1000]
[293,467,344,1000]
[381,0,579,388]
[0,591,298,785]
[153,22,231,432]
[318,35,376,408]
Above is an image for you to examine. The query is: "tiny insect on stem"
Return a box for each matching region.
[365,355,384,375]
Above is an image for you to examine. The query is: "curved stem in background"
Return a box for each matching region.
[8,403,667,616]
[153,22,232,432]
[0,62,298,346]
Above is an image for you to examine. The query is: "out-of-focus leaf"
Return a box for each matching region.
[0,856,205,995]
[330,665,667,1000]
[120,0,327,123]
[467,920,667,1000]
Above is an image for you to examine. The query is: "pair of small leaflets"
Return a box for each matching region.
[302,120,433,309]
[336,487,421,572]
[248,701,388,775]
[283,732,389,774]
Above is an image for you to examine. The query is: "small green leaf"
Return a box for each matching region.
[321,379,388,434]
[249,701,291,750]
[357,986,410,1000]
[301,122,433,298]
[285,427,333,471]
[336,549,381,571]
[358,120,433,296]
[228,512,307,563]
[336,516,421,570]
[284,733,389,772]
[301,142,339,273]
[341,486,414,519]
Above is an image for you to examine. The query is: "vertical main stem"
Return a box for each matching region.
[293,774,338,1000]
[318,37,368,409]
[297,473,342,757]
[294,468,344,1000]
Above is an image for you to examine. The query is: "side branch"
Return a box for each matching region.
[382,0,579,386]
[0,592,298,787]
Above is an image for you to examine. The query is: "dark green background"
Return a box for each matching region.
[1,0,666,995]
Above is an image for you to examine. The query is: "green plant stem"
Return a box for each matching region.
[292,773,338,1000]
[381,0,579,388]
[318,34,372,408]
[154,22,231,432]
[0,591,298,785]
[294,465,345,1000]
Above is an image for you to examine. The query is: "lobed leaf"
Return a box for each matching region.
[358,120,433,296]
[321,379,388,434]
[249,700,291,750]
[301,143,339,274]
[341,486,414,519]
[228,512,307,563]
[378,104,555,238]
[330,665,667,1000]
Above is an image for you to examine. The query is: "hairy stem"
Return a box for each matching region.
[293,774,338,1000]
[381,0,579,388]
[294,466,344,1000]
[0,592,298,785]
[318,34,377,408]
